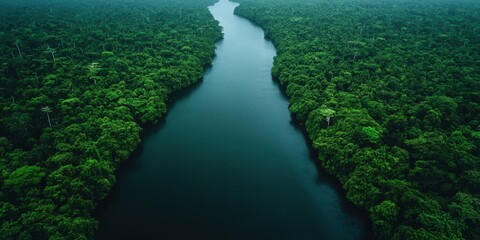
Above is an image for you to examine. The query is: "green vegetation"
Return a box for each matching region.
[235,0,480,239]
[0,0,221,238]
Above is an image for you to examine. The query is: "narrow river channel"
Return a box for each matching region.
[95,0,369,239]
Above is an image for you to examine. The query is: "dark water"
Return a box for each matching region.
[94,0,369,239]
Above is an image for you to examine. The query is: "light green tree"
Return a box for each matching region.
[41,106,52,127]
[319,108,335,127]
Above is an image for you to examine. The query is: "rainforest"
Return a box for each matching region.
[1,0,479,239]
[235,0,480,239]
[0,0,221,238]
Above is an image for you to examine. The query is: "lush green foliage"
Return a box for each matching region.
[0,0,221,238]
[235,0,480,239]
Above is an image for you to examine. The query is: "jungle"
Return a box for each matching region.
[0,0,221,238]
[234,0,480,239]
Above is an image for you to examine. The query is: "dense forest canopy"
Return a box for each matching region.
[234,0,480,239]
[0,0,221,239]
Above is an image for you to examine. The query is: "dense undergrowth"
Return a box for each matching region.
[0,0,221,238]
[235,0,480,239]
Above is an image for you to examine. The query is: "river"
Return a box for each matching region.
[94,0,369,239]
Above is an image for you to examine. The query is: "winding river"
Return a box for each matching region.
[95,0,370,239]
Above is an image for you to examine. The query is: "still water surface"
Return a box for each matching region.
[95,0,369,239]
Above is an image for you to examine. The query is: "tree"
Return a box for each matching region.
[371,200,400,239]
[4,165,46,194]
[41,106,52,127]
[46,47,56,63]
[14,40,22,57]
[87,62,102,85]
[359,126,382,145]
[319,107,335,127]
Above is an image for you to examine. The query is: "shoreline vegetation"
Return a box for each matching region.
[234,0,480,239]
[0,0,222,238]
